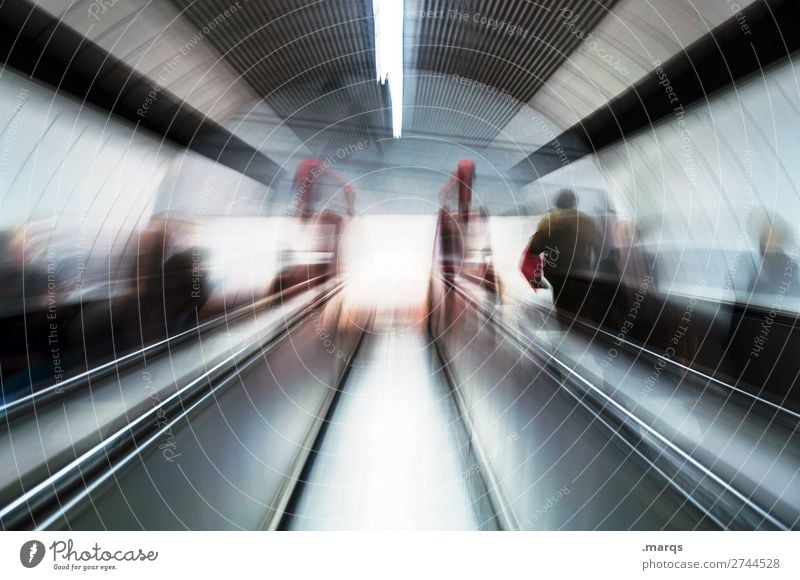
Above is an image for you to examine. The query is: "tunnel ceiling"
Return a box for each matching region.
[405,0,615,146]
[170,0,615,153]
[170,0,386,155]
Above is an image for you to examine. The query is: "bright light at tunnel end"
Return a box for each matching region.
[372,0,404,138]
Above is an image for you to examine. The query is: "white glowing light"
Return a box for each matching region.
[372,0,404,138]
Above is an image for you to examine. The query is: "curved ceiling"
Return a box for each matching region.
[170,0,616,151]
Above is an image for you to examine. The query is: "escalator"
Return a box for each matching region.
[280,311,500,530]
[431,274,800,530]
[5,270,793,530]
[1,281,363,530]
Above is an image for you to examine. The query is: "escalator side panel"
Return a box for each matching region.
[429,277,716,530]
[46,296,363,530]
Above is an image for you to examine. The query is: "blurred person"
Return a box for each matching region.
[439,159,475,219]
[585,209,621,327]
[314,210,346,279]
[154,217,211,328]
[0,228,74,397]
[599,220,654,333]
[436,207,465,321]
[162,247,209,332]
[0,229,25,305]
[730,212,800,400]
[117,222,178,344]
[438,207,464,287]
[611,221,652,290]
[525,189,602,319]
[271,209,346,297]
[136,219,211,335]
[468,205,501,300]
[271,160,355,296]
[748,212,800,299]
[293,158,355,219]
[0,229,32,391]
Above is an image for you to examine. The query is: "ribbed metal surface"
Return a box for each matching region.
[171,0,386,153]
[171,0,615,151]
[406,0,615,143]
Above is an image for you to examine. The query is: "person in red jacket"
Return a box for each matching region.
[439,159,475,219]
[293,158,354,219]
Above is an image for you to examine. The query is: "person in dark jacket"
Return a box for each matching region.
[526,189,602,318]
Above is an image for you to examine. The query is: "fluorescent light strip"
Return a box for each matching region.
[372,0,404,138]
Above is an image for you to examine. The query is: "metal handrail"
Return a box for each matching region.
[438,274,792,530]
[460,271,800,425]
[0,281,344,530]
[0,275,331,423]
